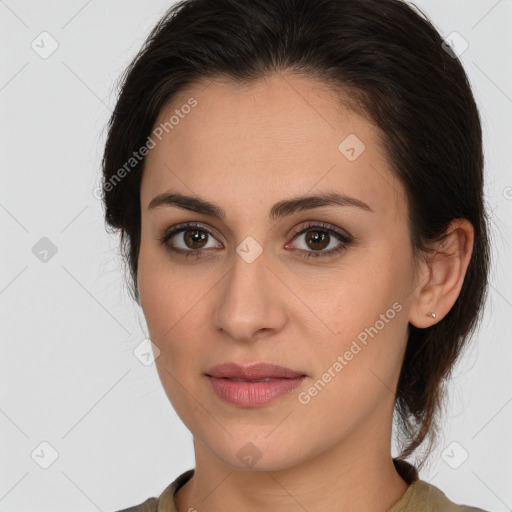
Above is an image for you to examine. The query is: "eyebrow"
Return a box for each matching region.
[148,191,373,220]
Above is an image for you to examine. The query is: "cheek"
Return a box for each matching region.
[137,247,211,368]
[303,267,395,339]
[138,257,208,418]
[298,251,410,388]
[137,239,189,333]
[295,299,407,437]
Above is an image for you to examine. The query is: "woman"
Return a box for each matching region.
[101,0,491,510]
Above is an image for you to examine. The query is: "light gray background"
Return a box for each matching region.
[1,1,511,511]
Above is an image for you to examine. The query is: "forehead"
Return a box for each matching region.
[140,72,406,221]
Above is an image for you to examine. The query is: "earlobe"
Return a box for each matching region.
[408,219,474,329]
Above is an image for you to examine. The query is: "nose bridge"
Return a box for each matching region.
[213,243,286,340]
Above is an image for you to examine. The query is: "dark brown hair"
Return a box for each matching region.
[101,0,491,468]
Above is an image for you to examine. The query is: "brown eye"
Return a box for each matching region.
[286,222,354,260]
[182,228,208,249]
[159,222,223,258]
[304,230,330,251]
[159,221,354,261]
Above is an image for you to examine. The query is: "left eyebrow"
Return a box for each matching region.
[147,191,373,220]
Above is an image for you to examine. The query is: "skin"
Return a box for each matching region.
[137,72,474,512]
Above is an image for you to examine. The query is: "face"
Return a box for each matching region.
[137,72,420,472]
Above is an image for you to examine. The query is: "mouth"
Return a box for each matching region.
[223,377,275,382]
[205,362,306,380]
[204,362,307,407]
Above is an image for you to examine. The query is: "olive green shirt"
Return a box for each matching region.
[114,459,489,512]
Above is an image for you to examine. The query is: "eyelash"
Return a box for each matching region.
[158,221,354,260]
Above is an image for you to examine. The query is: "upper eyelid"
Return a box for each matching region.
[164,221,223,241]
[163,221,351,244]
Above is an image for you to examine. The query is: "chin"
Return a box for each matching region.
[202,432,310,473]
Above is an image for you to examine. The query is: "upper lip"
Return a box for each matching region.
[206,362,306,380]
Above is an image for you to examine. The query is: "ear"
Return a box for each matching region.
[409,218,474,328]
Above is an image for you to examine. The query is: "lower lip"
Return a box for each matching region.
[207,376,306,407]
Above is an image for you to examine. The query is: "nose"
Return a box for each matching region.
[212,248,288,342]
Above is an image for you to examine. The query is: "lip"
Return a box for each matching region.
[205,363,307,407]
[206,362,305,380]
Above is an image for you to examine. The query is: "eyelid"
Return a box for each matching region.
[162,220,351,240]
[288,220,352,241]
[161,221,223,243]
[159,220,354,258]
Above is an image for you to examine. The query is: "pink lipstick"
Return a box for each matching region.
[205,362,307,407]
